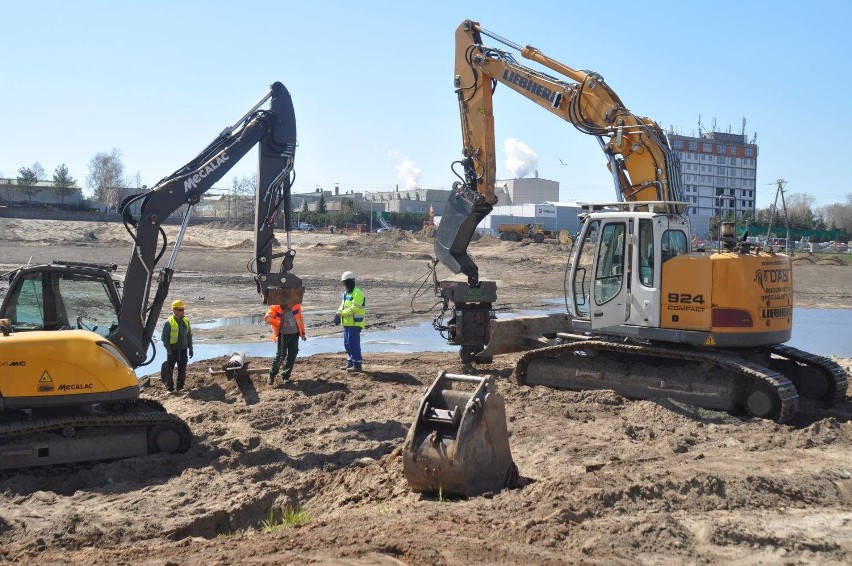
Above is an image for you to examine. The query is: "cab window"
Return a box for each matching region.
[5,272,46,330]
[594,222,626,305]
[639,219,654,287]
[661,229,688,263]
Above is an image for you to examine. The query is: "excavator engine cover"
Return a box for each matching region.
[403,371,517,497]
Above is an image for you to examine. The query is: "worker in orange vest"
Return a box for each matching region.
[264,303,306,385]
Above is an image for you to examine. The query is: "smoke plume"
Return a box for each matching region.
[504,138,538,178]
[387,150,422,189]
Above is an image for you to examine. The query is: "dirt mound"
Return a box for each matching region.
[1,352,851,564]
[817,256,849,266]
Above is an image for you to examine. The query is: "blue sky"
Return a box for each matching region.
[1,1,850,209]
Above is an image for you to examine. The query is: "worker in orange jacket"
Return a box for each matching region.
[264,303,306,385]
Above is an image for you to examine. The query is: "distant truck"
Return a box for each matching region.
[497,222,553,243]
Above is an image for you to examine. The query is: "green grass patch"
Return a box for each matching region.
[260,506,310,533]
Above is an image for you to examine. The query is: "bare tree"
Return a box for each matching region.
[231,174,256,221]
[16,165,40,205]
[819,194,852,234]
[52,163,77,206]
[87,148,126,211]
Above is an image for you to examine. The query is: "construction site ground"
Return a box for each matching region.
[0,218,850,565]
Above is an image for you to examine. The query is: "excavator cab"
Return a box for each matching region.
[1,262,121,336]
[403,371,517,497]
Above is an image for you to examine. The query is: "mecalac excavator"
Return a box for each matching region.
[429,20,848,425]
[0,82,304,471]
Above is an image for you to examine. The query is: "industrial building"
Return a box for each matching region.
[479,202,582,236]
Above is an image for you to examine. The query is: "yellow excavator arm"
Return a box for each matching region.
[456,19,682,204]
[437,20,683,283]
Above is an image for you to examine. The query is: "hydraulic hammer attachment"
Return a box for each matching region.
[434,186,493,285]
[434,280,497,364]
[403,371,517,497]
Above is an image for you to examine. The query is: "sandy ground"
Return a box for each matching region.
[1,219,851,565]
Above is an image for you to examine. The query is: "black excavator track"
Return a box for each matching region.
[769,344,849,405]
[515,340,803,422]
[0,398,192,472]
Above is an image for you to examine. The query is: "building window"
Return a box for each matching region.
[728,168,738,176]
[673,140,684,149]
[730,147,737,155]
[717,145,727,154]
[716,166,725,174]
[729,157,738,166]
[689,141,698,151]
[745,148,754,157]
[702,143,712,151]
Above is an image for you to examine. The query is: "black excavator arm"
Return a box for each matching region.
[110,82,300,367]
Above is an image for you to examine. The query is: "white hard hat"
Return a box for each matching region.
[341,271,355,281]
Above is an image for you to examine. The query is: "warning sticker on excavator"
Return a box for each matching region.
[39,371,53,382]
[704,335,716,347]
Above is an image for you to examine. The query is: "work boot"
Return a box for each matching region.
[347,364,362,372]
[267,373,275,385]
[339,363,353,370]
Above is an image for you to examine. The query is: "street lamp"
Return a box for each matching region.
[369,198,373,233]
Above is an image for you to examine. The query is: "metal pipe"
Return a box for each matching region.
[219,86,274,138]
[598,136,622,201]
[474,24,523,51]
[166,204,193,269]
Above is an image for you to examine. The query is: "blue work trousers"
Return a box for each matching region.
[343,326,362,366]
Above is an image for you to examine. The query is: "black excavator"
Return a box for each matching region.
[0,82,304,471]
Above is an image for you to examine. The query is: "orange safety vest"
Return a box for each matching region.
[264,304,305,341]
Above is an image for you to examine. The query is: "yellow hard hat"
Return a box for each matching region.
[171,299,185,310]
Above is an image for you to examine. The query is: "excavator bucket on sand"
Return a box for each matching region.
[403,371,517,497]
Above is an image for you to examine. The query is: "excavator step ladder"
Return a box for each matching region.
[403,371,517,497]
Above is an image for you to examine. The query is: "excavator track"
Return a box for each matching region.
[0,399,192,472]
[770,344,848,405]
[516,340,800,422]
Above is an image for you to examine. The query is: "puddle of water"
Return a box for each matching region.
[193,314,266,329]
[137,307,852,376]
[193,309,343,330]
[138,320,455,376]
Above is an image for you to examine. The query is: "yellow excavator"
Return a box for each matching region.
[0,82,304,471]
[430,20,848,424]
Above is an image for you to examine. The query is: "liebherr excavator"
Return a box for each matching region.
[432,20,848,423]
[0,82,303,471]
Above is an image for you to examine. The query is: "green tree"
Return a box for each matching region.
[52,163,77,206]
[317,192,327,214]
[334,198,356,227]
[16,165,40,205]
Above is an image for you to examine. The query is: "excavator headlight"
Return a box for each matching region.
[711,308,753,328]
[97,341,133,369]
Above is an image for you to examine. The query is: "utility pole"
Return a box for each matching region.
[766,179,790,252]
